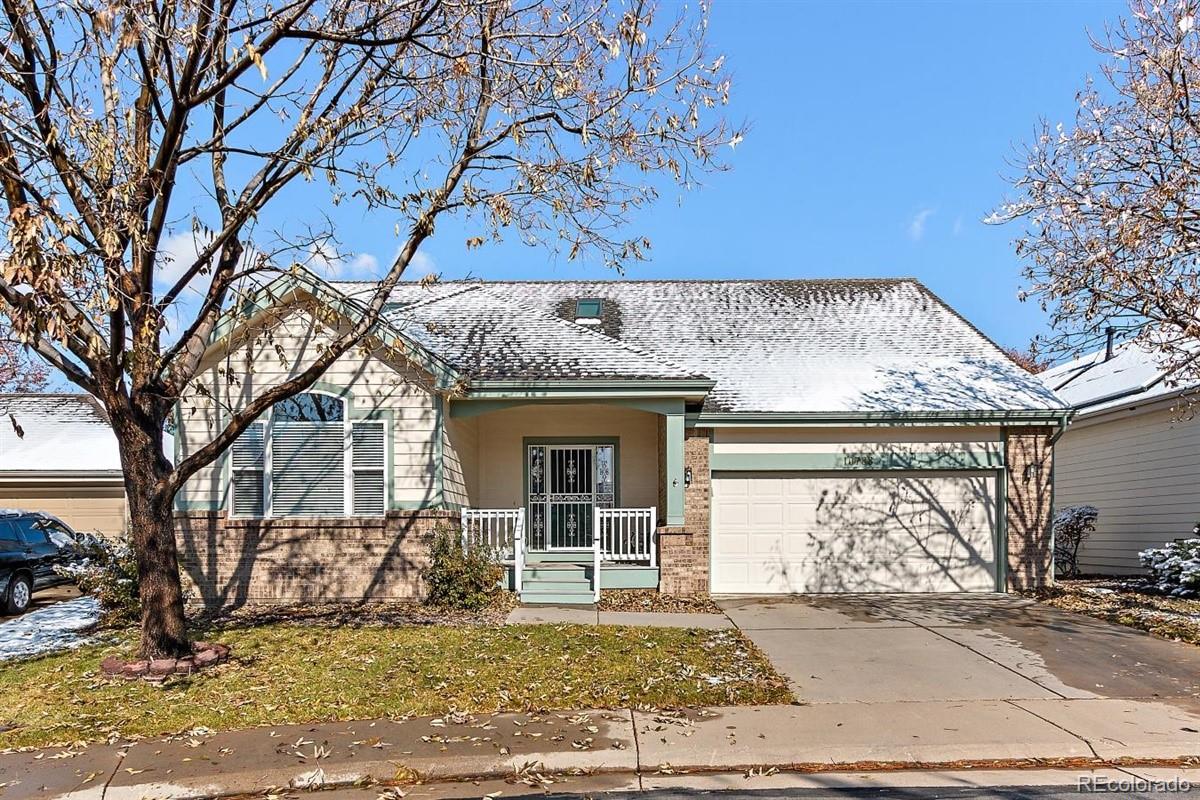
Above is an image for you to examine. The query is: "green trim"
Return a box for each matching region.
[522,437,623,544]
[175,499,221,511]
[691,411,1067,428]
[432,394,446,510]
[997,429,1009,592]
[450,396,691,418]
[664,406,685,526]
[210,384,406,515]
[391,500,448,510]
[206,269,461,389]
[171,402,184,512]
[465,380,714,401]
[709,450,1004,472]
[598,565,659,589]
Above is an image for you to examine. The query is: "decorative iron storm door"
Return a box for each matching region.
[527,444,615,550]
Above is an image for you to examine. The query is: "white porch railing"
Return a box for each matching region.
[594,507,658,566]
[461,508,525,593]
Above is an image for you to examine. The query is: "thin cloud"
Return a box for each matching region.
[908,208,935,242]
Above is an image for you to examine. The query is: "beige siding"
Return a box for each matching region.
[443,413,479,508]
[0,482,126,535]
[178,300,439,511]
[1055,406,1200,574]
[474,404,659,508]
[713,425,1003,449]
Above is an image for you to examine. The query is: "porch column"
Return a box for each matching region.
[664,401,685,526]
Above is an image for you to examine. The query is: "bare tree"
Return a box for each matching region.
[0,329,47,391]
[993,0,1200,380]
[0,0,738,657]
[1002,345,1051,374]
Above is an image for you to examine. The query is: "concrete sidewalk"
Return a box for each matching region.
[3,700,1199,800]
[504,605,732,629]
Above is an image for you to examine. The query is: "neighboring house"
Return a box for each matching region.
[1041,338,1200,574]
[174,273,1067,608]
[0,394,127,535]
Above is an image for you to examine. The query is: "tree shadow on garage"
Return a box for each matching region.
[759,455,1001,594]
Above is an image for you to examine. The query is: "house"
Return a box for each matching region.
[174,273,1068,608]
[0,394,127,535]
[1040,336,1200,574]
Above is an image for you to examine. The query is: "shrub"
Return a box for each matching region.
[1140,539,1200,597]
[56,533,141,626]
[422,525,504,610]
[1052,505,1099,579]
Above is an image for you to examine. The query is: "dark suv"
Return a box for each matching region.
[0,511,81,615]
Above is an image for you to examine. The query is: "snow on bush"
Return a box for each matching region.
[1140,539,1200,597]
[56,533,140,626]
[1053,505,1099,578]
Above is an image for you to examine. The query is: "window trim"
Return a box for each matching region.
[227,390,391,519]
[574,298,602,319]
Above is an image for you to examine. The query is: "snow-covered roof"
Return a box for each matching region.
[0,394,122,474]
[341,278,1065,415]
[383,285,706,382]
[1040,340,1198,416]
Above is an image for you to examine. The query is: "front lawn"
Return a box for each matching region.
[0,622,789,749]
[1035,579,1200,646]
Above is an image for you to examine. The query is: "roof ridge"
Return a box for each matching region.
[474,288,709,379]
[333,276,917,287]
[0,392,98,398]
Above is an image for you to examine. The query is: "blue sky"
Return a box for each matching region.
[336,0,1123,352]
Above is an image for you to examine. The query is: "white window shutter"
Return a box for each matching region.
[231,422,265,517]
[351,421,386,516]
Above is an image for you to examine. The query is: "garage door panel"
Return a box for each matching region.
[711,471,998,594]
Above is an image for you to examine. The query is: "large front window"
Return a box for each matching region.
[230,392,387,518]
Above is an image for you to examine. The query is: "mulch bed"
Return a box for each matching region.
[597,589,722,614]
[192,592,518,629]
[1030,579,1200,646]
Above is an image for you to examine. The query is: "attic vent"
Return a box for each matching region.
[574,298,602,324]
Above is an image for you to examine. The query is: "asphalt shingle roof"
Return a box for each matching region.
[0,394,122,472]
[340,278,1066,415]
[1040,339,1198,415]
[379,286,705,382]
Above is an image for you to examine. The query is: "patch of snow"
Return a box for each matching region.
[0,595,99,661]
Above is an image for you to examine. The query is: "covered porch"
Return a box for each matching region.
[444,391,698,604]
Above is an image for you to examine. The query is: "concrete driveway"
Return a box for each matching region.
[718,594,1200,707]
[713,594,1200,761]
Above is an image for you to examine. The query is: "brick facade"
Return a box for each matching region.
[658,427,712,595]
[1004,427,1055,590]
[175,510,457,610]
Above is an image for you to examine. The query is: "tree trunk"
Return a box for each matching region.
[110,407,191,659]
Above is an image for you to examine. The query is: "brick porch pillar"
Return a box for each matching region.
[658,427,712,595]
[1005,427,1054,590]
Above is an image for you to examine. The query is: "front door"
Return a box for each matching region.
[527,443,615,550]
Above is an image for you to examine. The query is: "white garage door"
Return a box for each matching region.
[711,471,998,594]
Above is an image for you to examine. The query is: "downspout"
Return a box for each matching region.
[1049,409,1073,445]
[1047,410,1073,584]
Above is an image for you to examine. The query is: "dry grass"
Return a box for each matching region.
[0,621,789,749]
[1033,579,1200,646]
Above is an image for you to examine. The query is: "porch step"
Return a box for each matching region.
[519,562,594,605]
[519,589,596,605]
[524,551,594,563]
[523,564,591,581]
